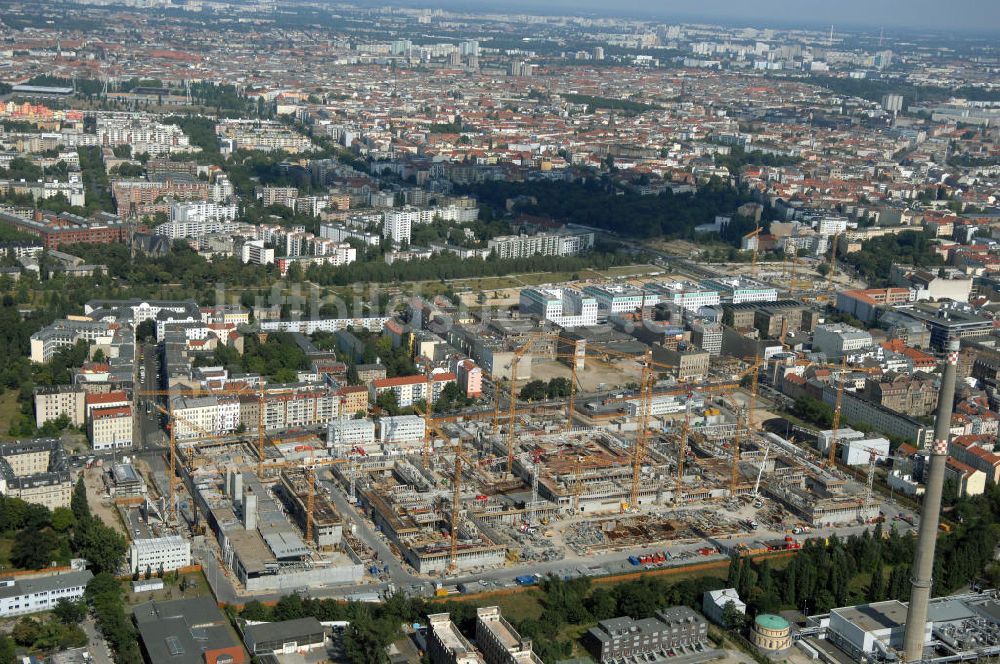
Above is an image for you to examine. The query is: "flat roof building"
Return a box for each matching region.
[585,607,708,663]
[243,617,326,655]
[428,612,486,664]
[0,570,93,617]
[135,596,247,664]
[475,606,543,664]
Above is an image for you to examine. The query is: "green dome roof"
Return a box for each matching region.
[755,614,789,630]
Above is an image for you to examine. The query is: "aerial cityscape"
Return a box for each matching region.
[0,1,997,663]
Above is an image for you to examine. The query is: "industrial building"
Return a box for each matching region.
[243,617,326,655]
[805,593,1000,662]
[135,597,247,664]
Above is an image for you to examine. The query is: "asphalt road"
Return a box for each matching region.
[81,618,114,664]
[137,343,165,450]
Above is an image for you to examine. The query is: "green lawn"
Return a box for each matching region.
[0,539,13,570]
[0,390,21,439]
[124,571,212,606]
[492,588,545,621]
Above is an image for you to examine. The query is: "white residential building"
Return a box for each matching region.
[649,281,721,311]
[319,223,381,247]
[702,277,778,304]
[328,419,377,448]
[487,230,594,259]
[215,397,241,434]
[210,174,234,203]
[128,536,192,574]
[156,218,247,239]
[383,212,412,244]
[171,396,220,440]
[378,415,425,445]
[370,372,457,408]
[703,588,746,626]
[29,319,115,363]
[817,216,849,236]
[259,317,391,334]
[0,571,93,618]
[241,239,275,265]
[169,201,239,225]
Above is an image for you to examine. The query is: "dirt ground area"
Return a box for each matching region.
[653,239,700,255]
[529,359,633,392]
[82,466,127,535]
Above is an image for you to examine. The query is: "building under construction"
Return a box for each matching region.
[355,457,508,574]
[276,469,343,549]
[181,441,363,592]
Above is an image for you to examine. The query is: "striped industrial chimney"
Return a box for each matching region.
[902,338,960,662]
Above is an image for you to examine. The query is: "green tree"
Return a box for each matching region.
[586,587,618,620]
[11,529,58,569]
[375,389,399,416]
[53,598,86,625]
[51,507,75,533]
[75,517,127,574]
[868,563,887,602]
[344,620,390,664]
[11,618,40,647]
[0,635,15,664]
[721,600,747,631]
[135,319,156,343]
[519,380,548,401]
[71,476,91,521]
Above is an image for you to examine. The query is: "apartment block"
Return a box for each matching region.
[240,239,275,265]
[0,439,72,510]
[585,607,708,663]
[812,323,874,359]
[88,405,133,450]
[475,606,543,664]
[487,229,594,259]
[428,612,486,664]
[378,415,425,446]
[34,385,86,427]
[370,372,457,408]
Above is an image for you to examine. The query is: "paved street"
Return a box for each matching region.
[81,618,113,664]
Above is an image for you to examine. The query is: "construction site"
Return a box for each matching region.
[180,437,365,592]
[140,334,886,590]
[319,339,884,578]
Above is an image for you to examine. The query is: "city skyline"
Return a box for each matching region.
[357,0,1000,33]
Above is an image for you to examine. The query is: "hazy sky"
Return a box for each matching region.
[384,0,1000,33]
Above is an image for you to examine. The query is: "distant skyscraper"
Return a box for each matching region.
[593,46,605,61]
[874,49,893,70]
[509,61,532,77]
[460,40,479,57]
[881,94,904,114]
